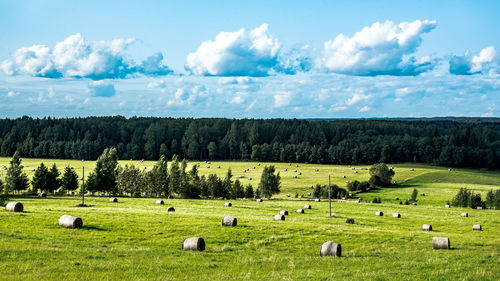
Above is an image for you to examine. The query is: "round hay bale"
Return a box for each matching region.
[352,167,355,170]
[346,218,354,224]
[315,199,320,202]
[304,205,311,209]
[288,163,291,166]
[348,193,352,196]
[256,199,263,202]
[410,168,414,171]
[68,191,75,196]
[109,197,118,203]
[375,211,383,216]
[293,169,297,172]
[295,164,299,167]
[243,169,246,173]
[421,193,425,196]
[461,212,468,217]
[448,168,452,171]
[293,175,297,179]
[392,213,401,218]
[354,200,360,203]
[207,166,210,168]
[156,200,164,205]
[394,197,399,200]
[345,181,349,183]
[433,237,450,249]
[320,241,341,257]
[307,192,311,196]
[412,202,417,206]
[274,214,285,221]
[38,193,46,198]
[286,194,290,197]
[284,168,288,171]
[473,224,482,231]
[279,210,289,216]
[298,172,302,175]
[58,215,83,229]
[444,205,450,208]
[253,166,256,169]
[258,163,261,166]
[476,206,483,210]
[315,169,319,172]
[354,170,358,174]
[222,216,237,226]
[296,209,304,213]
[5,202,23,212]
[390,166,394,169]
[309,185,313,188]
[248,177,252,180]
[342,175,346,178]
[224,202,232,207]
[422,224,433,231]
[167,206,175,212]
[182,237,205,251]
[217,165,220,168]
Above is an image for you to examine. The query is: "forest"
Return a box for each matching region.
[0,116,498,169]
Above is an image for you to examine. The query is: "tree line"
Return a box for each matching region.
[0,116,499,169]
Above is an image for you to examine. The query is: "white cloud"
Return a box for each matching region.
[186,24,281,76]
[167,85,209,106]
[87,81,116,97]
[319,20,437,76]
[1,33,172,79]
[346,93,371,105]
[7,90,20,97]
[273,91,294,107]
[359,106,371,112]
[450,46,498,75]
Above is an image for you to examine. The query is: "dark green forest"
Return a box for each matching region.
[0,116,499,169]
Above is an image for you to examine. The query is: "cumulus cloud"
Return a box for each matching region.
[273,91,294,107]
[186,24,285,76]
[319,20,437,76]
[346,93,371,105]
[1,33,172,79]
[167,85,209,106]
[7,90,20,97]
[359,106,371,112]
[449,46,498,75]
[88,81,116,97]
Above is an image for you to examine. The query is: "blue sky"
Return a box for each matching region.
[0,0,499,118]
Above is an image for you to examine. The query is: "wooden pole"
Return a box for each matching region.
[81,167,85,206]
[329,175,331,217]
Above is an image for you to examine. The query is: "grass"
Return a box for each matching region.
[0,158,499,280]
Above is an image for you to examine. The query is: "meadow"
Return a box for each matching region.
[1,158,499,280]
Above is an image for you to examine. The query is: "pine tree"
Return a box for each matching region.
[410,188,418,202]
[258,165,281,198]
[245,184,254,199]
[31,163,50,192]
[233,179,244,198]
[86,148,118,194]
[146,155,169,197]
[5,151,29,193]
[61,166,79,191]
[47,163,61,192]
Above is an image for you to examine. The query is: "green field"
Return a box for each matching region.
[1,158,499,280]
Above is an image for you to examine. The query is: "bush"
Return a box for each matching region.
[372,197,381,203]
[369,163,395,187]
[410,188,418,202]
[452,188,486,209]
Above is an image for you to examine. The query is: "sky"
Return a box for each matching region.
[0,0,499,118]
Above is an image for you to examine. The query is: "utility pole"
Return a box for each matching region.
[81,167,85,206]
[329,175,331,217]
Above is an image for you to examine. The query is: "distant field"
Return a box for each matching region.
[1,158,499,206]
[0,196,499,280]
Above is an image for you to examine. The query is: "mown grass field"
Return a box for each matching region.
[1,158,499,280]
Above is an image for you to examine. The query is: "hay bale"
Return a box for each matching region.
[167,206,175,212]
[38,193,46,198]
[315,199,320,202]
[288,163,291,166]
[286,194,290,197]
[461,212,468,217]
[392,213,401,218]
[342,175,346,178]
[448,168,452,171]
[279,210,289,216]
[256,199,263,202]
[293,169,297,172]
[284,168,288,171]
[315,169,319,172]
[422,224,433,231]
[207,166,210,168]
[293,175,297,179]
[410,168,414,171]
[222,216,237,226]
[345,181,349,183]
[248,177,252,180]
[253,166,256,169]
[307,192,311,196]
[346,218,355,224]
[320,241,341,257]
[476,206,483,210]
[298,172,302,175]
[295,164,299,167]
[354,200,360,203]
[5,202,23,212]
[412,202,417,206]
[182,237,205,251]
[224,202,232,207]
[243,169,246,173]
[444,205,450,208]
[473,224,482,231]
[58,215,83,229]
[309,185,313,188]
[375,211,383,216]
[109,197,118,203]
[68,191,75,196]
[274,214,285,221]
[217,166,220,168]
[156,200,164,205]
[354,171,358,174]
[395,197,399,200]
[433,237,450,249]
[296,209,304,213]
[258,163,261,166]
[304,204,311,209]
[421,193,425,196]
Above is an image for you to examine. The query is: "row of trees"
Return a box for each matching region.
[0,117,498,168]
[452,188,500,209]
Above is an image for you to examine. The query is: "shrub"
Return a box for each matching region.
[368,163,395,187]
[410,188,418,202]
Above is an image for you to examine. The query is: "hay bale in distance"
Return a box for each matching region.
[38,193,46,198]
[410,168,414,171]
[279,210,289,216]
[346,218,355,224]
[473,224,482,231]
[167,206,175,212]
[304,204,311,209]
[433,237,450,249]
[477,206,483,210]
[222,216,237,226]
[307,192,311,196]
[354,171,358,174]
[445,205,450,208]
[156,200,164,205]
[109,197,118,203]
[315,169,319,172]
[392,213,401,218]
[182,237,205,251]
[448,168,452,171]
[315,199,320,202]
[461,212,469,217]
[342,175,346,178]
[421,193,425,196]
[296,209,304,213]
[58,215,83,229]
[320,241,341,257]
[309,185,313,188]
[274,214,285,221]
[5,202,23,212]
[224,202,232,207]
[286,194,290,197]
[375,211,383,216]
[293,175,297,179]
[284,168,288,171]
[395,197,399,200]
[256,199,263,202]
[422,224,433,231]
[354,200,360,203]
[298,172,302,175]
